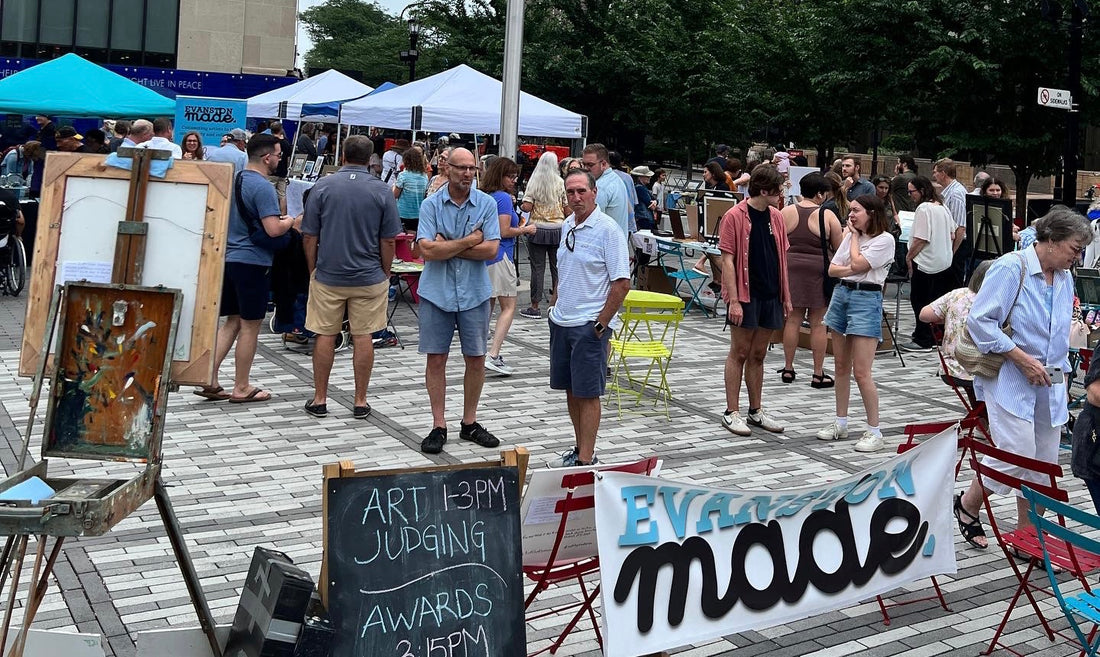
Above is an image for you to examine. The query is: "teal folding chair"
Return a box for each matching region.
[656,240,712,316]
[1022,486,1100,656]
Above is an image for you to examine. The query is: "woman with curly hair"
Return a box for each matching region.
[393,146,430,232]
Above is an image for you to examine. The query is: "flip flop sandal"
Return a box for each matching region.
[776,367,796,384]
[811,373,835,389]
[228,388,271,403]
[954,493,988,549]
[193,386,230,401]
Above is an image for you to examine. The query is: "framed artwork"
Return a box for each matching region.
[966,196,1014,259]
[289,153,308,177]
[302,159,316,178]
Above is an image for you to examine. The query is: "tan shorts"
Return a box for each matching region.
[268,175,287,200]
[305,277,389,336]
[488,254,518,298]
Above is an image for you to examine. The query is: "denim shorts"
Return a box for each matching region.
[824,285,883,340]
[549,320,611,398]
[417,298,490,356]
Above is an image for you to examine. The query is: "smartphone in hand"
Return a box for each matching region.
[1046,366,1065,385]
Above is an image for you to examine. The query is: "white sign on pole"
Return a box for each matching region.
[1038,87,1073,109]
[594,426,959,657]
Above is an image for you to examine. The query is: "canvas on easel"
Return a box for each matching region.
[966,195,1014,262]
[19,152,231,386]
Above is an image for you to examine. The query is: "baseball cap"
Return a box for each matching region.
[57,126,83,140]
[228,128,249,142]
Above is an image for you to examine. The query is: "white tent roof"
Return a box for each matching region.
[247,69,374,120]
[338,65,586,138]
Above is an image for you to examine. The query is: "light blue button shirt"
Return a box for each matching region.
[416,185,501,312]
[595,169,630,239]
[967,247,1072,425]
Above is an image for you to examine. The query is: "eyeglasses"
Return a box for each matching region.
[451,165,477,173]
[565,226,577,251]
[908,188,920,195]
[581,161,598,170]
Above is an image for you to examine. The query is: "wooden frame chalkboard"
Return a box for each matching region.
[322,450,529,657]
[19,152,232,386]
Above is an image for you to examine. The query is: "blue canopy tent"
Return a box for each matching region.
[0,53,175,117]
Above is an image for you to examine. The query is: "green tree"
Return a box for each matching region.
[300,0,417,86]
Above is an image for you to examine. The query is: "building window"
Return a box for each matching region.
[0,0,177,66]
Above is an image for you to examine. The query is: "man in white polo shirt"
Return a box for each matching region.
[549,169,630,467]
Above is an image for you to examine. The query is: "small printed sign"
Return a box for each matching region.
[1037,86,1073,109]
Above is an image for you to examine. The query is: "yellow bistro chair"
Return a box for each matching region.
[606,290,684,419]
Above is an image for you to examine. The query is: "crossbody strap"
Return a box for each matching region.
[234,171,262,234]
[1003,252,1028,325]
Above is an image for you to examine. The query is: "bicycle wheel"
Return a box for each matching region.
[8,237,25,296]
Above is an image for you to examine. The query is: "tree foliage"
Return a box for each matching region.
[299,0,1100,181]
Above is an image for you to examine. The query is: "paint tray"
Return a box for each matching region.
[0,283,181,536]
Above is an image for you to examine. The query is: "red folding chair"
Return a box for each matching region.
[874,421,988,624]
[523,457,659,656]
[969,439,1100,655]
[931,324,992,441]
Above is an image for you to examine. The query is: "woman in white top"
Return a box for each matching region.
[903,175,959,351]
[651,169,668,230]
[816,194,896,452]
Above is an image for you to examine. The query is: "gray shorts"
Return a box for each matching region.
[418,298,491,357]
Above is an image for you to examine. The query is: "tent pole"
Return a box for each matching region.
[335,110,342,165]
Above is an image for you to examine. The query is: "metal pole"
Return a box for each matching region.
[1063,0,1085,206]
[498,0,525,160]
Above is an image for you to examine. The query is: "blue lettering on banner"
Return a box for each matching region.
[174,96,248,148]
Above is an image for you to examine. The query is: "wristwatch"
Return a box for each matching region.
[594,321,606,336]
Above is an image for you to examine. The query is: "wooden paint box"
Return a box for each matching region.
[0,283,180,537]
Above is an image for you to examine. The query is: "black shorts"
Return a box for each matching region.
[727,296,783,330]
[220,261,270,320]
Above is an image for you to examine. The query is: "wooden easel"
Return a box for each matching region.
[0,147,223,657]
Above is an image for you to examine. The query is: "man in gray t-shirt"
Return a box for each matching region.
[300,135,402,419]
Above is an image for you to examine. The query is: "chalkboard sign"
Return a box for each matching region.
[325,465,525,657]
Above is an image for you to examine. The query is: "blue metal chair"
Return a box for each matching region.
[1022,486,1100,656]
[655,240,712,316]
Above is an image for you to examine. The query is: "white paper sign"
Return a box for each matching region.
[60,260,112,284]
[595,427,958,657]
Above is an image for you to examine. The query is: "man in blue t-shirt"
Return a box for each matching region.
[195,134,299,404]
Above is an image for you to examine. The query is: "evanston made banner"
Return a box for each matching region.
[594,425,958,657]
[173,96,248,150]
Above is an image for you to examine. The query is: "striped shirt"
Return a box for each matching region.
[968,247,1072,425]
[549,207,630,327]
[941,180,967,229]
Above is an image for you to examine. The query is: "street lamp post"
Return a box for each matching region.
[398,5,421,82]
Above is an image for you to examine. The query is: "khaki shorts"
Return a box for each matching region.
[305,277,389,336]
[488,254,518,298]
[268,175,287,200]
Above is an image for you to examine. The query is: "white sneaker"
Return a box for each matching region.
[854,431,885,452]
[747,408,784,433]
[485,355,514,376]
[816,422,849,441]
[721,411,751,436]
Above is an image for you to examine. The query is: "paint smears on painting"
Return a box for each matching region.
[52,296,160,457]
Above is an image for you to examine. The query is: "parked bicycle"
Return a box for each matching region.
[0,198,26,296]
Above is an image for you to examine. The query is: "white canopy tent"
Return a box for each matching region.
[246,69,374,121]
[338,64,586,138]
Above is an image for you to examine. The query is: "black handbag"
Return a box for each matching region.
[235,171,291,251]
[818,207,837,300]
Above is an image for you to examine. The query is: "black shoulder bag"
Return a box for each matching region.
[818,207,837,300]
[235,171,291,251]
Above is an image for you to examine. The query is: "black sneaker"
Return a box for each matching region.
[304,402,328,418]
[421,427,447,454]
[459,421,500,448]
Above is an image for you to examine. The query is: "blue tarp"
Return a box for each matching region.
[0,53,176,117]
[299,80,398,120]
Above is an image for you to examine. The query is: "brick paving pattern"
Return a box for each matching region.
[0,264,1091,656]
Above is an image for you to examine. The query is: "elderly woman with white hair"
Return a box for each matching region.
[954,206,1093,550]
[518,152,567,319]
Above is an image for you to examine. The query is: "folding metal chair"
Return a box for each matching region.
[873,419,988,625]
[655,240,711,316]
[606,291,684,419]
[1022,486,1100,656]
[969,439,1100,655]
[523,457,659,656]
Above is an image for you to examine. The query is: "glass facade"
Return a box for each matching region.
[0,0,178,66]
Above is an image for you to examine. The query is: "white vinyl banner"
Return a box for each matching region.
[595,426,959,657]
